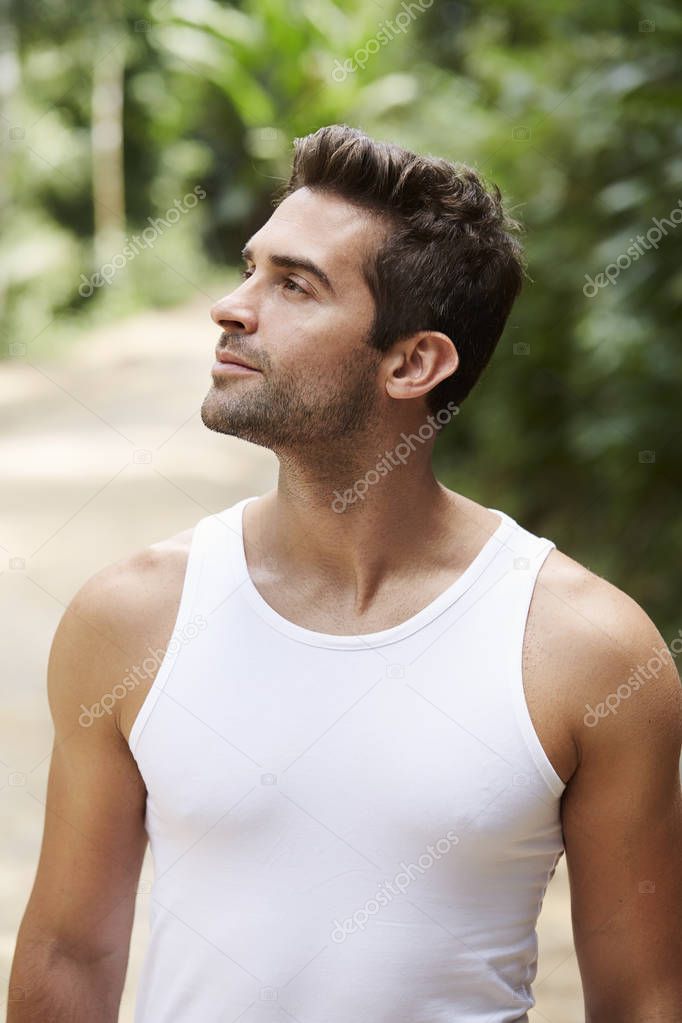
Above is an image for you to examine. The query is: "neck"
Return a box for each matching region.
[246,443,475,607]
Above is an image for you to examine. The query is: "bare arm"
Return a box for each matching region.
[554,574,682,1020]
[7,562,151,1021]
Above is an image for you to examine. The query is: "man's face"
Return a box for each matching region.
[201,187,386,452]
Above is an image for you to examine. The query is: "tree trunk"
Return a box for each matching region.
[91,8,126,269]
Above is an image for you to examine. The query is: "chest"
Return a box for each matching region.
[122,598,574,793]
[133,619,563,875]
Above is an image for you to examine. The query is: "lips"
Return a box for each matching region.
[215,348,259,371]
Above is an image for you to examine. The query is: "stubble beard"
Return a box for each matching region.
[200,344,384,454]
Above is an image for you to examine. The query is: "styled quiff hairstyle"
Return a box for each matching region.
[280,124,525,415]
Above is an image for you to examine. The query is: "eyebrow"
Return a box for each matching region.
[241,244,336,296]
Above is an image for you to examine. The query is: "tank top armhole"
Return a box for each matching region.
[128,515,211,758]
[510,539,567,800]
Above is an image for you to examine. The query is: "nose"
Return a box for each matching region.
[210,286,257,335]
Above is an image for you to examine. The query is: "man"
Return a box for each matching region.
[8,125,682,1022]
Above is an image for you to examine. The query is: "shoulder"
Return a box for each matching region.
[536,553,682,1010]
[58,525,195,647]
[48,525,197,736]
[528,545,681,776]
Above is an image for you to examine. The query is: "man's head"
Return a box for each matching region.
[202,124,524,452]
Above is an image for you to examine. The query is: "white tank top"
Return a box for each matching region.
[129,496,565,1023]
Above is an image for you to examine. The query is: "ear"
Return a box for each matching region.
[384,331,459,403]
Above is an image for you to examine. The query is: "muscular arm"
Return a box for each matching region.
[541,561,682,1020]
[7,560,152,1021]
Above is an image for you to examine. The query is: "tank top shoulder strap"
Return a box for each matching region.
[127,511,218,755]
[482,511,562,797]
[185,499,250,617]
[488,508,555,566]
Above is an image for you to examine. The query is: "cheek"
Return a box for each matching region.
[258,280,376,376]
[263,300,361,368]
[260,292,321,341]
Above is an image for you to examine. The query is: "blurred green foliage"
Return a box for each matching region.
[1,0,681,636]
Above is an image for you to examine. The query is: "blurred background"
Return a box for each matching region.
[1,0,681,1020]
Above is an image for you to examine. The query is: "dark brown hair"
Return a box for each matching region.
[280,124,525,415]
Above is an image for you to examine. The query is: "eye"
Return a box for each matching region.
[239,267,307,295]
[282,277,307,295]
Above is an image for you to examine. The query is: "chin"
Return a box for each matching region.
[199,390,265,447]
[200,389,232,434]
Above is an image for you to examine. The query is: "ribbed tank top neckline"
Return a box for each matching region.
[224,496,518,651]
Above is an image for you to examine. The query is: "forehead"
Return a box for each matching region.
[250,186,384,285]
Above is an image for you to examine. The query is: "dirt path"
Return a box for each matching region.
[0,300,581,1020]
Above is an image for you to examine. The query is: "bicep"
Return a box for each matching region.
[21,588,148,965]
[563,645,682,1017]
